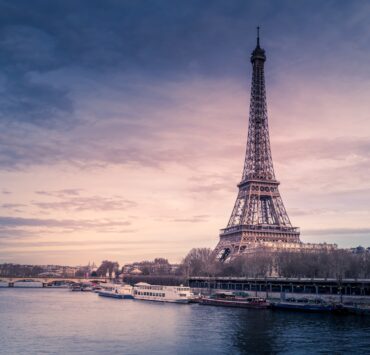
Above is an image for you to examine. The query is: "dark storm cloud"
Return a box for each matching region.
[0,0,252,81]
[0,0,369,170]
[0,0,255,129]
[0,23,73,126]
[0,0,363,127]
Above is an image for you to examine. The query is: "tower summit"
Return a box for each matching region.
[214,28,301,261]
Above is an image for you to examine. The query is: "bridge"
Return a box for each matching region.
[0,276,109,287]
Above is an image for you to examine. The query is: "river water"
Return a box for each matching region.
[1,288,370,354]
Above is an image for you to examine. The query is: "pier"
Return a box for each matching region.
[189,276,370,302]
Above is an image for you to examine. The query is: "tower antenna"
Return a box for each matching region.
[257,26,260,46]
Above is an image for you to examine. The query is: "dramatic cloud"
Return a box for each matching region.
[0,216,131,230]
[32,190,136,212]
[1,0,370,264]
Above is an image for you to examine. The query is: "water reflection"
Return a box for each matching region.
[231,310,277,354]
[231,309,370,354]
[1,289,370,354]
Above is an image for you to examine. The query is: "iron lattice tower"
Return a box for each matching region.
[214,28,300,261]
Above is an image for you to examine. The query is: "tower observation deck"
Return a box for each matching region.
[214,28,302,261]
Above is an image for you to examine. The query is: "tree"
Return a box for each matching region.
[215,250,274,277]
[181,248,216,276]
[96,260,119,277]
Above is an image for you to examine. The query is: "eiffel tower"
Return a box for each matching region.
[214,28,301,261]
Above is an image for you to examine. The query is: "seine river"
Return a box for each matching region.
[1,288,370,354]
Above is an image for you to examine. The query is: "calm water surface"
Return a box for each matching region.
[1,288,370,354]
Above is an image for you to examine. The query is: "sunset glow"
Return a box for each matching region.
[1,1,370,265]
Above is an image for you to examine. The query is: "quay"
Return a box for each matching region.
[3,275,370,304]
[189,276,370,303]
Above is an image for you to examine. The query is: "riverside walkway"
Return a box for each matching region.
[189,276,370,302]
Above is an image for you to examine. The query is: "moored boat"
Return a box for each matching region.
[199,292,269,309]
[70,283,83,291]
[134,282,193,303]
[46,284,69,288]
[70,283,93,292]
[98,285,134,299]
[81,285,93,292]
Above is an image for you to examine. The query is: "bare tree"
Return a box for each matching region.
[96,260,119,277]
[181,248,216,276]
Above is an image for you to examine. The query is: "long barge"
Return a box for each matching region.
[200,295,269,309]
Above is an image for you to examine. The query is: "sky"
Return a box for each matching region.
[0,0,370,266]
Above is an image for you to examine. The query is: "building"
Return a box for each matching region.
[122,259,180,275]
[213,29,336,261]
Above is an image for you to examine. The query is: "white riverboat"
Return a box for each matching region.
[133,282,193,303]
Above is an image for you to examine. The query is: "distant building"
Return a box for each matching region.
[122,259,179,275]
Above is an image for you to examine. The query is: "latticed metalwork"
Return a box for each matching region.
[214,29,300,261]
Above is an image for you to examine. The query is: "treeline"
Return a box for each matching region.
[0,264,45,277]
[3,248,370,280]
[180,248,370,279]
